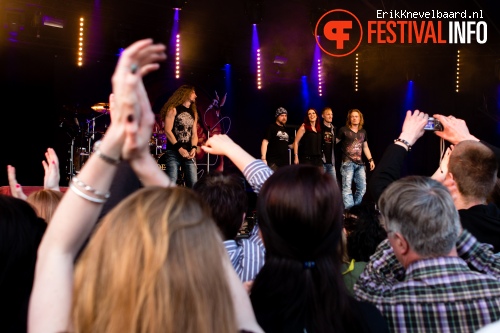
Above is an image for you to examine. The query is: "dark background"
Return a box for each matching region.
[1,0,500,196]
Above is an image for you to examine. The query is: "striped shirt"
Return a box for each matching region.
[354,230,500,333]
[224,224,265,282]
[242,160,274,194]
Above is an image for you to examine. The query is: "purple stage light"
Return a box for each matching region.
[252,24,261,89]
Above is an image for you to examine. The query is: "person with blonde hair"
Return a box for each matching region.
[28,39,262,333]
[336,109,375,209]
[8,147,64,223]
[73,187,239,333]
[26,189,63,223]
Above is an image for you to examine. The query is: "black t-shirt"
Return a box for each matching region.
[299,129,322,158]
[264,123,290,167]
[337,127,367,164]
[321,123,336,164]
[460,203,500,252]
[167,104,195,151]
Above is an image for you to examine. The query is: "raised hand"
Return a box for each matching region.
[202,134,239,156]
[7,165,27,200]
[42,148,60,191]
[399,110,428,146]
[433,114,479,145]
[121,81,156,161]
[99,39,166,163]
[28,40,167,333]
[202,134,258,173]
[111,39,166,129]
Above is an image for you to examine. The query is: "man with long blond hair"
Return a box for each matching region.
[160,85,199,187]
[336,109,375,209]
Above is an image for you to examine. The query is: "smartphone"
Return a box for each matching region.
[424,117,443,131]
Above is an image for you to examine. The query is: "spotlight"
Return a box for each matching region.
[43,16,64,28]
[273,56,287,65]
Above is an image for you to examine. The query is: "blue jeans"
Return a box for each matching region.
[323,163,337,181]
[340,161,366,210]
[164,150,198,188]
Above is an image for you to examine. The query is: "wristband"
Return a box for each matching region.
[173,142,182,150]
[191,145,197,151]
[368,158,374,162]
[394,138,412,151]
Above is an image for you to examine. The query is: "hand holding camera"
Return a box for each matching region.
[424,117,443,131]
[433,114,480,145]
[397,110,429,149]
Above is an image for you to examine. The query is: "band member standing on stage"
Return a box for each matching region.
[336,109,375,209]
[160,85,199,187]
[261,107,292,171]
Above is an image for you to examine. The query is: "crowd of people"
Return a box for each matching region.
[2,38,500,333]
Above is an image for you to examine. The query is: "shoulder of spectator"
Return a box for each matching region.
[456,229,500,277]
[242,160,273,194]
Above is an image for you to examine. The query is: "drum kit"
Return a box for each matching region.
[66,102,167,177]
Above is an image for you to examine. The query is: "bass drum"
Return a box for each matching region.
[73,147,90,174]
[155,152,187,186]
[155,153,168,173]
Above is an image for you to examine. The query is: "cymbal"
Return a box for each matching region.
[91,102,110,113]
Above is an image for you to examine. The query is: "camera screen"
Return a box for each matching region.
[424,119,435,130]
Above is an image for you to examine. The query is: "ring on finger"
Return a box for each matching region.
[130,64,138,74]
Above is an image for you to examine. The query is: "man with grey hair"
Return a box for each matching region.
[260,107,292,171]
[368,110,500,253]
[355,175,500,333]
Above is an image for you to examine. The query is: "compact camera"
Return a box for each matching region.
[424,117,443,131]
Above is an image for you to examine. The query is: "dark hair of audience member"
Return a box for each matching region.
[344,203,387,262]
[72,187,237,333]
[27,189,64,224]
[0,195,47,333]
[250,165,365,333]
[193,172,248,240]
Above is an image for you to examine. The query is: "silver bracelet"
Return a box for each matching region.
[95,149,120,165]
[69,183,107,204]
[72,176,110,199]
[93,140,120,165]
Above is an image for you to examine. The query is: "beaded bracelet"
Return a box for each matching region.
[394,138,412,151]
[72,176,111,199]
[69,183,107,204]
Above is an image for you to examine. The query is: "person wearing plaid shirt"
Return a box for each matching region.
[355,176,500,333]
